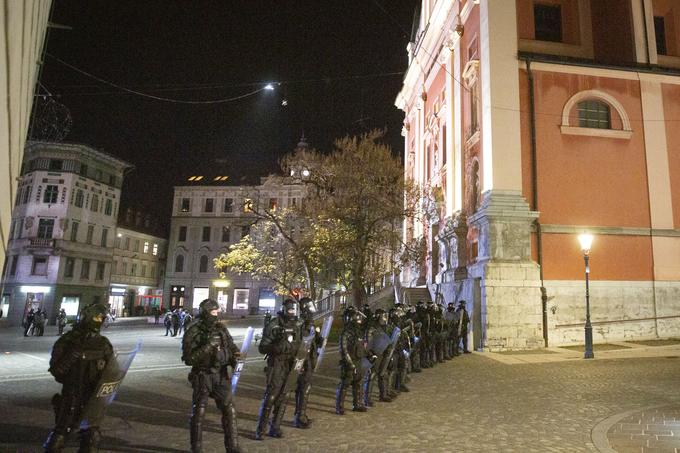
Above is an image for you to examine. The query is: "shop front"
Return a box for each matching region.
[109,285,127,317]
[20,286,51,321]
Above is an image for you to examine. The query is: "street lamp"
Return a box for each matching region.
[578,233,594,359]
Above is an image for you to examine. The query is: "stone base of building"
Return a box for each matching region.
[439,262,544,352]
[545,280,680,345]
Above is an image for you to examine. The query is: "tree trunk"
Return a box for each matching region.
[351,283,366,308]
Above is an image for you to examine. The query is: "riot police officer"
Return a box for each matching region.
[336,307,368,414]
[182,299,241,453]
[444,302,458,358]
[363,308,391,406]
[44,303,114,452]
[416,301,432,368]
[255,298,302,440]
[293,297,322,429]
[456,300,471,354]
[389,306,410,393]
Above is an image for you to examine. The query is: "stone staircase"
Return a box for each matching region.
[402,287,432,305]
[365,284,396,310]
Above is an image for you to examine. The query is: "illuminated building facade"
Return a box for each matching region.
[397,0,680,349]
[165,177,305,315]
[2,141,132,325]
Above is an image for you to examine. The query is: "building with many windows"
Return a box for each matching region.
[1,141,132,325]
[396,0,680,350]
[109,209,167,317]
[164,176,305,315]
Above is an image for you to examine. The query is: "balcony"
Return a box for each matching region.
[27,237,55,248]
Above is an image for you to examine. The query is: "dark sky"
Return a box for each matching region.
[35,0,417,229]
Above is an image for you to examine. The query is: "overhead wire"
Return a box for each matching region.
[44,52,406,100]
[46,52,269,104]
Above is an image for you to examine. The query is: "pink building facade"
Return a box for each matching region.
[396,0,680,350]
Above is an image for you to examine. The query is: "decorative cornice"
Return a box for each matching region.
[535,224,680,237]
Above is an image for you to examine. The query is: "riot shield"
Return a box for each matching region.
[369,330,391,355]
[80,340,141,429]
[231,326,254,395]
[361,327,390,372]
[313,315,333,372]
[381,326,401,369]
[294,327,316,374]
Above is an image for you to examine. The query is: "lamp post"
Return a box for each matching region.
[578,233,594,359]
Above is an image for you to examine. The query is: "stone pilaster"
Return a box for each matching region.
[468,190,537,263]
[467,190,544,351]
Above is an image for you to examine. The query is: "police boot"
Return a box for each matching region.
[351,384,367,412]
[335,386,346,415]
[268,398,287,438]
[222,403,240,453]
[396,372,410,392]
[190,404,206,452]
[363,373,374,407]
[77,428,100,453]
[378,378,392,402]
[293,385,312,429]
[43,431,66,453]
[254,398,272,441]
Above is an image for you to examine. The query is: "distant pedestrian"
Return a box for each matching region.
[153,307,160,325]
[164,311,173,336]
[171,310,180,337]
[34,309,46,336]
[183,311,193,329]
[23,308,35,337]
[177,309,187,335]
[57,309,67,335]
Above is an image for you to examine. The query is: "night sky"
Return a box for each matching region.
[35,0,418,229]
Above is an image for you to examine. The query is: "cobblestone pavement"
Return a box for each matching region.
[1,325,679,453]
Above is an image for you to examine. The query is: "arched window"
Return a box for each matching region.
[199,255,209,273]
[577,100,610,129]
[561,90,632,139]
[175,254,184,273]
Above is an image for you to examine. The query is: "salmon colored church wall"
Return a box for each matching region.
[542,233,654,281]
[525,70,651,228]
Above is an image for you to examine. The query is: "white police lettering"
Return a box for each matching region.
[96,380,121,397]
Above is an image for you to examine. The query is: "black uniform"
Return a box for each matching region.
[255,299,303,440]
[34,309,46,336]
[163,311,173,336]
[24,308,35,336]
[390,307,410,393]
[182,299,241,453]
[444,303,458,358]
[336,307,368,414]
[43,303,114,452]
[456,301,471,354]
[416,301,432,368]
[171,310,181,336]
[57,309,67,336]
[363,309,393,405]
[293,297,322,429]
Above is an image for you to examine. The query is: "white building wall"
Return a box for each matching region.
[0,0,52,277]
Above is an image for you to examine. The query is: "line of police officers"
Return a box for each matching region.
[43,297,469,453]
[336,299,470,414]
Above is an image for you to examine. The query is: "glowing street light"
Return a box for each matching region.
[578,233,594,359]
[264,83,275,91]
